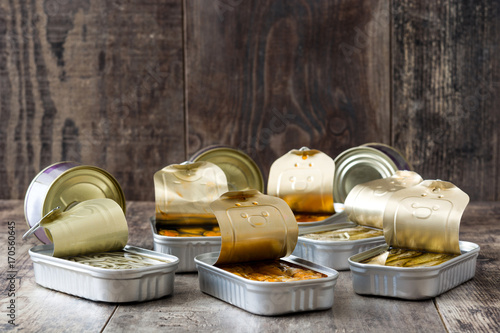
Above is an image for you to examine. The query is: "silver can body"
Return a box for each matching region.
[195,252,339,316]
[150,217,221,272]
[348,241,479,299]
[29,245,179,303]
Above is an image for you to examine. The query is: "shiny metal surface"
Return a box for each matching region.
[344,171,423,229]
[24,162,126,244]
[333,146,403,203]
[39,198,128,257]
[190,146,264,192]
[361,143,413,170]
[154,161,228,223]
[210,190,298,265]
[348,241,479,299]
[268,147,335,214]
[195,252,339,315]
[29,245,179,303]
[150,217,221,272]
[383,180,469,255]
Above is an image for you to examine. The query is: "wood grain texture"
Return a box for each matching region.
[185,0,391,183]
[435,202,500,332]
[392,0,500,200]
[0,0,185,201]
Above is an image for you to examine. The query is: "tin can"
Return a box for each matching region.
[195,190,339,315]
[195,253,339,316]
[29,244,179,303]
[348,241,479,299]
[24,162,126,244]
[190,145,264,192]
[292,212,386,270]
[333,144,412,203]
[150,217,221,273]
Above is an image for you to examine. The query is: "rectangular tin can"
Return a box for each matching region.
[293,211,386,270]
[348,241,479,299]
[150,217,221,273]
[195,252,339,316]
[29,244,179,303]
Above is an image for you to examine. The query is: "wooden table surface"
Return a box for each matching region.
[1,200,498,332]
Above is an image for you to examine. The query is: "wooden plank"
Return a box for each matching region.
[185,0,391,183]
[391,0,500,200]
[0,0,185,201]
[0,200,116,332]
[435,202,500,332]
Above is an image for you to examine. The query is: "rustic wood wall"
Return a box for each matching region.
[0,0,498,201]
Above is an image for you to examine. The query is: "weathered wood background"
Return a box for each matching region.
[0,0,498,201]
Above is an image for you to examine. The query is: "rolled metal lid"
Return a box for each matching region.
[190,146,264,193]
[334,146,399,203]
[210,190,298,264]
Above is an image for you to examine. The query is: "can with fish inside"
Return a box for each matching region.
[194,190,339,316]
[348,180,480,299]
[292,171,423,270]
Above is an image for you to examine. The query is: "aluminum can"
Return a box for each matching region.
[24,162,126,243]
[190,145,264,192]
[333,144,411,203]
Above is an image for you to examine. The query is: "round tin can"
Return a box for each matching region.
[334,144,412,203]
[190,145,264,192]
[24,162,126,244]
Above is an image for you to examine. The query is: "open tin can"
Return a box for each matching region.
[333,143,412,203]
[151,161,227,272]
[24,162,126,244]
[194,190,339,316]
[348,180,479,299]
[25,198,179,302]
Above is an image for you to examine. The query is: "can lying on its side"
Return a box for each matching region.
[25,161,126,244]
[29,245,179,303]
[150,217,221,273]
[195,252,339,316]
[348,241,480,300]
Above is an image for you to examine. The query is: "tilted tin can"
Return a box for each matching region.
[190,145,264,192]
[333,143,412,203]
[24,162,126,244]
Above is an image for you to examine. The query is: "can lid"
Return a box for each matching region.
[334,147,399,203]
[190,146,264,192]
[210,190,298,264]
[361,143,413,170]
[154,161,228,224]
[267,147,335,214]
[344,170,423,229]
[382,180,469,255]
[42,165,126,219]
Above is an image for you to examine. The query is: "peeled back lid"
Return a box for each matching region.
[210,190,298,265]
[267,147,335,214]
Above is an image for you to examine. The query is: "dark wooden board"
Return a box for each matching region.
[391,0,500,201]
[0,0,185,201]
[185,0,391,184]
[435,202,500,332]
